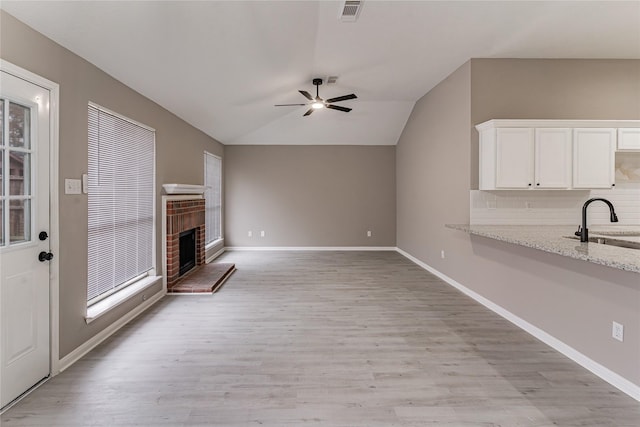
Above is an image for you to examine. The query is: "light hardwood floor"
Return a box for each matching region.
[2,251,639,426]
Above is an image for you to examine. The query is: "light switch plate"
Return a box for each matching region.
[65,178,82,195]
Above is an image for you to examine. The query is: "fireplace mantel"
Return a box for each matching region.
[162,183,206,195]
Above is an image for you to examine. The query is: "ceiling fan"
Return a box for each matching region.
[275,78,357,116]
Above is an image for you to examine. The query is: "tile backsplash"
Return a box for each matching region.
[470,187,640,225]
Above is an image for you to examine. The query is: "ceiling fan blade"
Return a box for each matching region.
[299,90,314,101]
[303,108,314,116]
[274,103,307,106]
[326,94,357,103]
[326,104,352,113]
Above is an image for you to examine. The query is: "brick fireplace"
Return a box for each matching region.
[166,199,206,288]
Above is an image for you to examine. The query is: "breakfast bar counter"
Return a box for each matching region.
[446,224,640,274]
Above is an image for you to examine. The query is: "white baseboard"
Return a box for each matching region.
[206,247,226,263]
[57,290,164,372]
[225,246,397,251]
[395,248,640,402]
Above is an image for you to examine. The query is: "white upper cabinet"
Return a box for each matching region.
[476,120,639,190]
[495,128,534,188]
[617,128,640,151]
[535,128,572,189]
[493,127,572,189]
[572,128,616,189]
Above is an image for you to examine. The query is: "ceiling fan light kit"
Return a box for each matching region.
[275,78,357,116]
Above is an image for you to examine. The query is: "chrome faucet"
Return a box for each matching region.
[575,198,618,242]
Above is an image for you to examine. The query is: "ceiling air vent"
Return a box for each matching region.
[340,1,363,22]
[327,76,338,84]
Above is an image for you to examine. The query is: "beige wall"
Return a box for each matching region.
[396,61,472,261]
[0,11,224,358]
[225,145,396,247]
[396,59,640,386]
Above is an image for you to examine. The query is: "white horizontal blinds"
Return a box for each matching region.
[204,152,221,244]
[87,105,155,303]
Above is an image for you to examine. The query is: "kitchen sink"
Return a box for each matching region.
[564,235,640,250]
[591,231,640,237]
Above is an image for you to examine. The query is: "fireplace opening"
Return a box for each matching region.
[179,228,197,276]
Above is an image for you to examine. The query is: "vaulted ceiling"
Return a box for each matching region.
[2,1,639,145]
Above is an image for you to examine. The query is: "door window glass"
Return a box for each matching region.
[0,99,33,246]
[9,152,29,196]
[9,102,29,148]
[9,199,29,244]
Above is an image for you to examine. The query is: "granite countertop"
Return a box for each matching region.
[446,224,640,274]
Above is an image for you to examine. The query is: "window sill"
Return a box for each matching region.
[85,275,162,324]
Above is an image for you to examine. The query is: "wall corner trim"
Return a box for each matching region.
[57,291,165,373]
[395,247,640,402]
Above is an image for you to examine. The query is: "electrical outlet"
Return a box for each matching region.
[247,231,252,237]
[260,230,265,237]
[441,250,445,259]
[367,230,372,237]
[612,321,624,342]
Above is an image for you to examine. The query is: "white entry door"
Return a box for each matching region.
[0,70,51,409]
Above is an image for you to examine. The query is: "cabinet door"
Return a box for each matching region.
[573,128,616,189]
[478,128,497,190]
[617,128,640,151]
[534,128,572,188]
[495,128,534,188]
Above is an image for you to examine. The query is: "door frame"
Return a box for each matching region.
[0,60,60,379]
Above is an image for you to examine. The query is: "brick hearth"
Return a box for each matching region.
[166,199,205,288]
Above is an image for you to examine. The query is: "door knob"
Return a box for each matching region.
[38,251,54,262]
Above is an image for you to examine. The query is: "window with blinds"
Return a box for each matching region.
[87,104,155,304]
[204,152,222,245]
